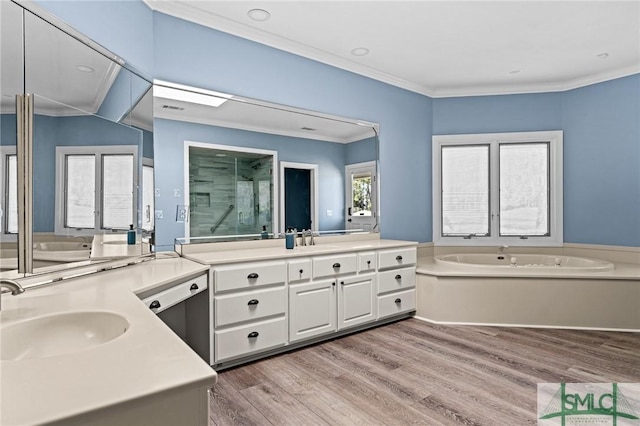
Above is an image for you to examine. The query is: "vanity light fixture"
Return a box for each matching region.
[248,8,271,22]
[154,80,231,108]
[76,65,94,73]
[596,52,609,59]
[350,47,370,57]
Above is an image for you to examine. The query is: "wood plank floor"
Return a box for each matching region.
[209,319,640,425]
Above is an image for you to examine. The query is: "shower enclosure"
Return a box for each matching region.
[188,145,275,239]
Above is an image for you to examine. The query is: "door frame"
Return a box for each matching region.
[345,160,378,231]
[279,161,318,233]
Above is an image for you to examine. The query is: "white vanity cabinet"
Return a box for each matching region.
[211,260,287,364]
[199,241,417,368]
[289,253,376,343]
[376,247,417,319]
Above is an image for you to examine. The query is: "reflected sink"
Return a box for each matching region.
[1,311,129,361]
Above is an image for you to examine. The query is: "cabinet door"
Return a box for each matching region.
[338,273,376,330]
[289,279,337,342]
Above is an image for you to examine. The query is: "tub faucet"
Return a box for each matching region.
[0,279,24,295]
[498,245,509,254]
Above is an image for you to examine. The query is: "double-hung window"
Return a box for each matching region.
[432,131,563,246]
[55,145,138,235]
[1,146,18,240]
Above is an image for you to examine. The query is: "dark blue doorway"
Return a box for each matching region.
[284,168,311,230]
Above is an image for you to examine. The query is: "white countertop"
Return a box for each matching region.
[417,256,640,280]
[0,257,216,426]
[183,239,418,265]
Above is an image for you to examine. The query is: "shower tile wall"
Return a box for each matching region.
[189,150,273,237]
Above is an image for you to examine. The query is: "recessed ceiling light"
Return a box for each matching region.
[508,69,522,75]
[596,52,609,59]
[248,9,270,22]
[76,65,94,73]
[350,47,370,57]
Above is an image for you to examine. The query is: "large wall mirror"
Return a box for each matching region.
[0,1,153,277]
[153,81,379,248]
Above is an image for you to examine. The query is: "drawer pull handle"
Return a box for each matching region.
[299,269,304,274]
[247,299,259,306]
[367,260,371,266]
[190,283,199,291]
[340,281,345,286]
[396,255,403,261]
[149,300,161,309]
[247,331,259,339]
[247,273,259,279]
[395,274,402,280]
[394,298,402,304]
[332,263,341,268]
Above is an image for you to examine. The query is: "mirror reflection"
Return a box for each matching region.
[152,81,379,247]
[0,2,153,274]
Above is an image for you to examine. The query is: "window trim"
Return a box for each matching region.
[55,145,138,236]
[1,146,18,242]
[432,131,563,247]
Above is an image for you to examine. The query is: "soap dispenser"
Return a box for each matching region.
[261,225,269,239]
[285,228,294,249]
[127,224,136,245]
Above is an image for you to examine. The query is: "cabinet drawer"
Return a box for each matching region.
[288,259,312,283]
[215,287,286,327]
[378,247,417,270]
[358,252,377,273]
[214,261,286,292]
[377,288,416,319]
[214,317,287,362]
[312,254,357,278]
[377,267,416,294]
[142,274,207,314]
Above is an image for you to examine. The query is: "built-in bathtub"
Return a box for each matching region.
[416,253,640,331]
[434,253,615,272]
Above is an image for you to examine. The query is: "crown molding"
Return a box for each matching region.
[145,0,639,99]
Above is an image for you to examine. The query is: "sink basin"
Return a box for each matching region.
[1,311,129,361]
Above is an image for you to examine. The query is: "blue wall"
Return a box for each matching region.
[154,119,349,248]
[562,75,640,246]
[433,76,640,247]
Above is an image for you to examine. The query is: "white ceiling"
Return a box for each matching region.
[145,1,640,97]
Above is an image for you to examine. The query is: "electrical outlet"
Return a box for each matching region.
[176,205,189,222]
[155,188,160,197]
[326,209,333,216]
[155,210,163,219]
[173,189,181,198]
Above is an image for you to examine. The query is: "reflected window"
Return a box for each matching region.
[56,146,138,234]
[1,147,18,236]
[142,161,154,232]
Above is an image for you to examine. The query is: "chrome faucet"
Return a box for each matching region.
[0,279,25,295]
[498,245,509,254]
[300,229,307,246]
[309,231,316,246]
